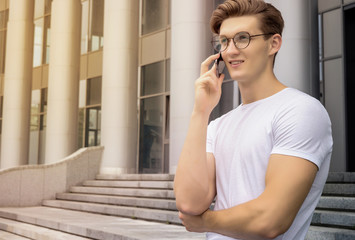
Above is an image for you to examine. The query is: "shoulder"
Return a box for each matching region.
[271,89,333,167]
[274,88,330,124]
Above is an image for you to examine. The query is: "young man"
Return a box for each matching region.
[173,0,333,239]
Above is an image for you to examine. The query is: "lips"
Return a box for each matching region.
[229,60,244,67]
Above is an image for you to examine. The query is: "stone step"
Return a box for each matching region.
[96,174,175,181]
[0,217,90,240]
[82,180,174,189]
[0,207,205,240]
[306,226,355,240]
[326,172,355,183]
[317,196,355,211]
[42,199,181,224]
[69,186,175,199]
[0,230,31,240]
[56,192,177,211]
[322,183,355,196]
[312,209,355,229]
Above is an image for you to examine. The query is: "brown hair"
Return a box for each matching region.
[210,0,284,36]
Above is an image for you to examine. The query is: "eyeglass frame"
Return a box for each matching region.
[211,31,275,52]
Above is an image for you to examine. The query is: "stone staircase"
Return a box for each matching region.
[0,174,204,240]
[0,173,354,239]
[43,174,180,225]
[306,172,355,239]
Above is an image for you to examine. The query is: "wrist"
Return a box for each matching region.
[202,209,217,233]
[191,107,211,120]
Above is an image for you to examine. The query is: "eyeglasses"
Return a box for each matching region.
[211,31,274,52]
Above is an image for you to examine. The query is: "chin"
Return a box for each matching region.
[226,67,243,81]
[229,72,245,81]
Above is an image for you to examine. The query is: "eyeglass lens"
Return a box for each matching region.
[212,32,251,52]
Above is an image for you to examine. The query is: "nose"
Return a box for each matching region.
[224,38,241,56]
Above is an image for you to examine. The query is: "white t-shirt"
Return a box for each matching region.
[206,88,333,240]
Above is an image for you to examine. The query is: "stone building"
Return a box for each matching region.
[0,0,354,173]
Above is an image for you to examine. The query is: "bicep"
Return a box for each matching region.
[206,152,217,204]
[261,154,318,230]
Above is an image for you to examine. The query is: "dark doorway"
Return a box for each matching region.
[344,4,355,171]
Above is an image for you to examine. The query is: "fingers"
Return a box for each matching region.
[195,73,224,94]
[200,53,221,75]
[217,73,225,90]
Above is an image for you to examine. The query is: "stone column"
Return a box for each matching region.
[100,0,139,174]
[169,0,214,174]
[266,0,319,97]
[0,0,34,169]
[45,0,81,163]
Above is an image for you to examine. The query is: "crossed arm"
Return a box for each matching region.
[176,153,317,239]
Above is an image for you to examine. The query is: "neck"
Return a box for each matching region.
[238,72,286,105]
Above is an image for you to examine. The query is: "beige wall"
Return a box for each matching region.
[80,50,103,80]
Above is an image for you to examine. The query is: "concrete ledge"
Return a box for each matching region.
[42,200,181,224]
[0,146,104,207]
[83,180,174,189]
[96,174,175,181]
[0,230,31,240]
[0,217,90,240]
[55,193,178,210]
[306,226,355,240]
[323,183,355,196]
[312,210,355,229]
[327,172,355,183]
[69,186,175,199]
[317,196,355,211]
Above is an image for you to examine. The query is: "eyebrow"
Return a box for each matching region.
[218,31,250,38]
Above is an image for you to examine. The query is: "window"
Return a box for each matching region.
[141,0,168,35]
[78,77,101,148]
[138,60,170,173]
[89,0,104,51]
[33,18,43,67]
[33,0,51,67]
[81,0,104,54]
[29,88,47,165]
[0,96,3,134]
[43,15,51,64]
[139,0,170,173]
[0,9,8,74]
[141,61,165,95]
[81,0,89,54]
[86,107,101,146]
[344,4,355,171]
[139,96,164,173]
[318,2,351,172]
[86,76,102,105]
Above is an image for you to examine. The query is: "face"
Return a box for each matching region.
[219,15,275,83]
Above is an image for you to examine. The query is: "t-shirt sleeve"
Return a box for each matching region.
[206,120,217,153]
[271,97,333,169]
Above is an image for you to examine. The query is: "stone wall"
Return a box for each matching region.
[0,146,104,207]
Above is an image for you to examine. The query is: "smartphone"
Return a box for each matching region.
[214,53,225,77]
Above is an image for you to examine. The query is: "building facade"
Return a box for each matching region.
[0,0,354,173]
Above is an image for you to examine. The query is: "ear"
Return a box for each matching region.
[268,34,282,56]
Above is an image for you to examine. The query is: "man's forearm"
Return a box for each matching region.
[201,198,282,240]
[174,111,215,215]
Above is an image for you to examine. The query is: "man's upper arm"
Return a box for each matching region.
[260,154,318,231]
[206,152,217,206]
